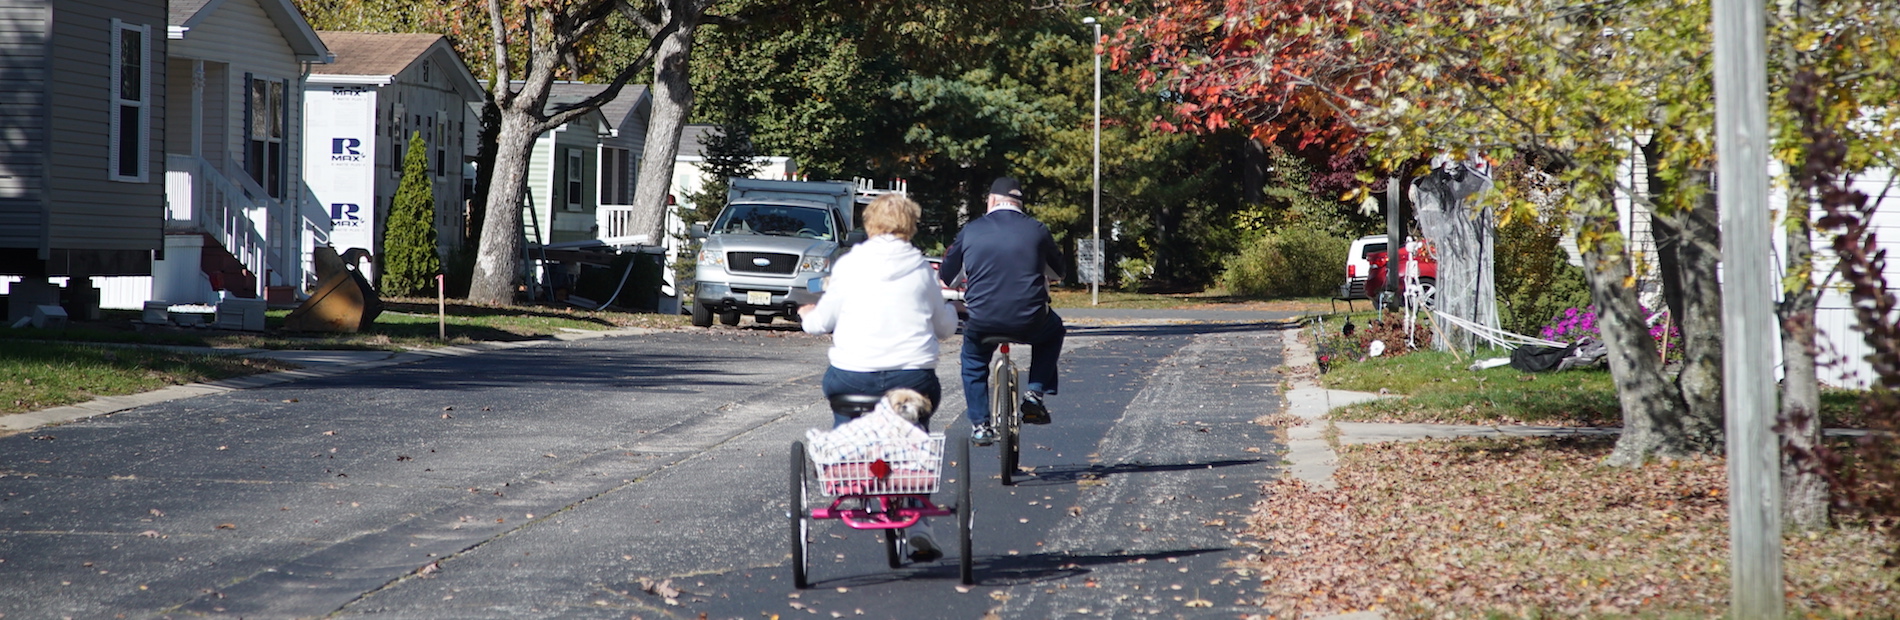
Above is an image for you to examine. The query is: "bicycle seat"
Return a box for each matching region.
[979,335,1027,347]
[828,393,883,417]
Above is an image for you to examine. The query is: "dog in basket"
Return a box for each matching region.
[805,388,935,469]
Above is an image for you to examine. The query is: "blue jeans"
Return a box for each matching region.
[960,310,1065,427]
[821,366,942,430]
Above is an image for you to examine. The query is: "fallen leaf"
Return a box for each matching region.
[215,523,235,530]
[138,530,161,538]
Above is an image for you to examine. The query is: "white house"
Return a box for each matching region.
[303,31,483,284]
[1611,144,1900,388]
[152,0,332,307]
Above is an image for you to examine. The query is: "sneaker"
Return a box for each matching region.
[907,532,942,562]
[971,423,997,446]
[1021,392,1052,425]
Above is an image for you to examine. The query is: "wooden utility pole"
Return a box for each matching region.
[1713,0,1783,617]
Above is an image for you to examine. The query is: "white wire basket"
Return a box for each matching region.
[810,434,946,496]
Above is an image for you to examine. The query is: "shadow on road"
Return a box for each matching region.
[1012,458,1271,488]
[1067,321,1296,338]
[806,547,1228,589]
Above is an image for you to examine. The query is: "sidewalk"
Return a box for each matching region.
[0,327,662,433]
[1275,328,1622,488]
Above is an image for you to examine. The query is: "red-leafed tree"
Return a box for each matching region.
[1107,0,1426,160]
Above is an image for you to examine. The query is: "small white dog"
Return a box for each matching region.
[880,388,933,427]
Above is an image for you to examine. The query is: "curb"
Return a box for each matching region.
[0,327,663,433]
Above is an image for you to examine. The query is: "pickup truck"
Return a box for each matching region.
[689,178,861,327]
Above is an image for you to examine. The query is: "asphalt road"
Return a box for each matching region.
[0,310,1299,619]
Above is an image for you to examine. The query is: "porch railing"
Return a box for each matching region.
[165,153,269,297]
[597,203,661,246]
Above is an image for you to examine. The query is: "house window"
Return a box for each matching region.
[108,20,150,182]
[245,77,286,197]
[434,118,446,177]
[566,149,585,211]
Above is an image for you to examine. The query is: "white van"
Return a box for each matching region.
[1340,235,1389,300]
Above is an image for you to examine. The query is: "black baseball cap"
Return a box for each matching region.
[989,177,1023,199]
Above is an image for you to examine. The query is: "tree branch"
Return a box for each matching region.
[617,1,660,36]
[486,0,514,108]
[537,11,682,132]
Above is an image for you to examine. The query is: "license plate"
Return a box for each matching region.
[747,291,771,305]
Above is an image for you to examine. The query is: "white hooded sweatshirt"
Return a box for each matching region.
[802,235,959,372]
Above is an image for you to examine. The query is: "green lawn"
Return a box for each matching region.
[0,299,690,351]
[1322,348,1867,428]
[0,299,688,418]
[0,341,296,415]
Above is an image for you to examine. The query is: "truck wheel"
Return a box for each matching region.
[719,310,741,326]
[756,314,774,325]
[691,302,713,327]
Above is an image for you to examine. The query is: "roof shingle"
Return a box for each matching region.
[313,32,447,77]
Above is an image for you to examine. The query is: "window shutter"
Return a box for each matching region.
[108,19,123,180]
[136,28,149,182]
[243,72,253,174]
[280,78,292,197]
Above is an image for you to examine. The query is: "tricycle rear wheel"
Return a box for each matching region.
[957,436,974,585]
[789,441,811,588]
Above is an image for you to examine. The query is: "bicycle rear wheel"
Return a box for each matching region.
[789,441,812,588]
[990,360,1019,486]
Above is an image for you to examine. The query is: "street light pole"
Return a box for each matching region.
[1085,17,1101,306]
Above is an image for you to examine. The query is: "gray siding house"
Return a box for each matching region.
[472,82,652,246]
[0,0,170,318]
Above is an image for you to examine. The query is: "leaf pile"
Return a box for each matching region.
[1238,436,1898,618]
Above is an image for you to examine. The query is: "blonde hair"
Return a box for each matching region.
[862,194,920,240]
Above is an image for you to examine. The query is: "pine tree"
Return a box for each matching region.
[382,131,441,296]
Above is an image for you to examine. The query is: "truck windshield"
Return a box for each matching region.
[711,204,835,240]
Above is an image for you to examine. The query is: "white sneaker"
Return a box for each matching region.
[907,532,942,562]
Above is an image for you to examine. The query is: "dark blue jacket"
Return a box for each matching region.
[940,209,1064,332]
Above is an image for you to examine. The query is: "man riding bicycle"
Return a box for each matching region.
[939,177,1066,446]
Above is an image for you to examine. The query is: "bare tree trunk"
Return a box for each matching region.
[1779,196,1830,530]
[1669,173,1727,453]
[631,5,702,244]
[1576,195,1693,467]
[1643,142,1726,455]
[469,116,540,305]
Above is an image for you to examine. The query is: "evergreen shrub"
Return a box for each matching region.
[381,131,441,296]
